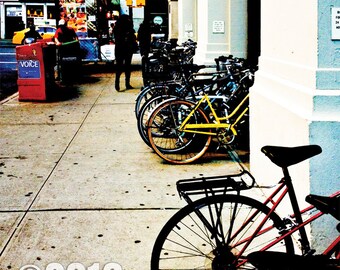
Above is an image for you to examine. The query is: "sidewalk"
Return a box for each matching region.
[0,55,247,270]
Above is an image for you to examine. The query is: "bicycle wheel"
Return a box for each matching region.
[135,82,185,118]
[147,99,212,164]
[137,95,176,147]
[151,194,294,270]
[135,84,169,118]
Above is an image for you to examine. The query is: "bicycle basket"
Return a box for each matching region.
[144,56,170,82]
[176,170,255,199]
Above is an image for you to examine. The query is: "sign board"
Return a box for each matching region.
[332,7,340,40]
[213,21,225,34]
[88,15,96,22]
[185,23,193,31]
[6,6,22,17]
[153,16,163,25]
[18,60,41,79]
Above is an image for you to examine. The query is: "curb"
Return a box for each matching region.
[0,92,19,105]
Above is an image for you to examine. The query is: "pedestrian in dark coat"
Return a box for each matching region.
[23,25,42,43]
[137,20,151,58]
[114,14,137,91]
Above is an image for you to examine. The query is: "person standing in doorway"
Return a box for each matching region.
[108,22,115,44]
[114,14,137,91]
[137,20,151,58]
[137,20,152,86]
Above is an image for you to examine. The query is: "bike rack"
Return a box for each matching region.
[177,170,255,201]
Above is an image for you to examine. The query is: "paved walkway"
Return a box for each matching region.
[0,56,249,270]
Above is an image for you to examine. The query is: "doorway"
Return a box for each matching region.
[247,0,261,66]
[5,6,24,39]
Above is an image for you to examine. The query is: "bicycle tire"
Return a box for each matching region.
[151,194,294,270]
[137,95,176,147]
[135,84,169,118]
[147,99,212,164]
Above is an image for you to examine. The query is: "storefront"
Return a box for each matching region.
[0,0,56,39]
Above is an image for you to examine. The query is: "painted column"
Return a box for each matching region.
[168,0,178,39]
[177,0,196,43]
[0,3,6,39]
[250,0,340,250]
[194,0,247,64]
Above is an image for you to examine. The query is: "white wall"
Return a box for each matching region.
[194,0,247,64]
[250,0,340,251]
[250,0,318,190]
[177,0,196,43]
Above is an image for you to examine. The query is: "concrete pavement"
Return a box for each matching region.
[0,55,249,270]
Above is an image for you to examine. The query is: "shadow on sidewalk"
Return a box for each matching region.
[0,70,17,101]
[46,83,81,102]
[81,61,142,75]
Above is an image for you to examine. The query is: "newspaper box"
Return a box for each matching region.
[16,42,56,101]
[100,44,115,61]
[57,40,81,82]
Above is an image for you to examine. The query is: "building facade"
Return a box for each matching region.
[0,0,56,39]
[173,0,260,66]
[250,0,340,250]
[1,0,338,249]
[171,0,339,250]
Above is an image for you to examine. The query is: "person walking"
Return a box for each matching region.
[113,15,137,91]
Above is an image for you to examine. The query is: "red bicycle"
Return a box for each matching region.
[150,145,339,269]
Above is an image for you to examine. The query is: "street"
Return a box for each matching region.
[0,40,17,101]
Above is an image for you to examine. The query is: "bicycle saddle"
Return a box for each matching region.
[306,194,340,221]
[261,145,322,168]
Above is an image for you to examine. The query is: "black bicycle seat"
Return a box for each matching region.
[306,194,340,221]
[261,145,322,168]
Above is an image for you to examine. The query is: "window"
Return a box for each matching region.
[27,5,44,17]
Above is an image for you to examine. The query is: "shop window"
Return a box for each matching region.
[27,5,44,18]
[47,6,55,19]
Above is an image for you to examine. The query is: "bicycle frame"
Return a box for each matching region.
[178,93,249,137]
[231,185,340,267]
[179,175,340,267]
[233,184,339,252]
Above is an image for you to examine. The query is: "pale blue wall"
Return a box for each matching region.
[309,121,340,252]
[312,0,340,194]
[309,0,340,252]
[317,0,340,89]
[310,122,340,196]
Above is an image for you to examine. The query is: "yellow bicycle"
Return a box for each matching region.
[146,92,249,164]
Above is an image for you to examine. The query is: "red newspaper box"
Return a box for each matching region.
[16,42,56,101]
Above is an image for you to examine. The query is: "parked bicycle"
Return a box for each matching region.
[136,54,255,158]
[150,145,339,270]
[135,55,252,118]
[144,66,254,164]
[142,39,197,85]
[136,66,241,147]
